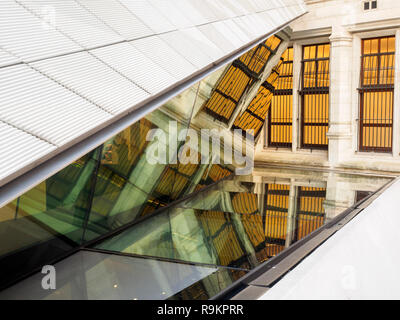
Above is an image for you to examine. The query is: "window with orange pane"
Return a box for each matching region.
[294,187,325,242]
[268,47,293,148]
[359,36,395,152]
[203,35,282,123]
[300,43,330,149]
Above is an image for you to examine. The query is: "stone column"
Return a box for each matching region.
[292,43,302,152]
[326,26,354,165]
[324,172,354,223]
[285,179,297,247]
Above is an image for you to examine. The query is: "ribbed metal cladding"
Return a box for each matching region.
[148,0,193,29]
[90,42,177,94]
[119,0,176,34]
[77,0,154,41]
[197,24,237,53]
[130,36,197,81]
[159,31,212,70]
[0,64,112,146]
[0,0,81,62]
[0,48,21,68]
[30,52,150,115]
[0,121,56,182]
[180,27,225,61]
[18,0,124,50]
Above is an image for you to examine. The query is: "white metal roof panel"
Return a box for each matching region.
[131,36,197,81]
[237,0,258,14]
[235,16,263,39]
[148,0,193,29]
[158,31,212,70]
[91,42,176,94]
[197,24,236,54]
[211,0,237,18]
[221,20,251,45]
[19,0,123,50]
[180,27,225,61]
[31,52,150,115]
[0,48,21,68]
[0,121,56,182]
[77,0,154,41]
[210,21,245,49]
[188,0,219,23]
[0,0,81,62]
[119,0,176,34]
[173,0,208,26]
[0,64,112,146]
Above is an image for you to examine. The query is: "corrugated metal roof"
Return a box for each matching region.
[0,0,81,62]
[0,64,112,146]
[91,42,177,94]
[119,0,176,34]
[0,121,56,182]
[18,0,124,50]
[131,36,197,81]
[197,23,237,53]
[31,52,150,115]
[0,0,306,188]
[0,48,21,68]
[159,31,213,70]
[148,0,193,29]
[77,0,154,41]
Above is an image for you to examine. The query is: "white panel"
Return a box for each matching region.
[235,16,263,39]
[159,31,212,69]
[119,0,176,34]
[148,0,193,29]
[0,121,56,182]
[19,0,123,50]
[91,42,176,94]
[202,0,231,20]
[211,0,237,18]
[77,0,154,40]
[237,0,259,13]
[188,0,219,23]
[261,180,400,300]
[197,24,236,53]
[0,0,81,62]
[173,0,208,26]
[215,0,249,16]
[0,64,112,146]
[211,21,245,49]
[0,48,21,68]
[250,0,268,11]
[222,20,251,45]
[31,52,150,115]
[131,36,197,81]
[180,27,225,61]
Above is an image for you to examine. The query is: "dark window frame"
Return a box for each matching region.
[358,36,395,153]
[299,43,330,150]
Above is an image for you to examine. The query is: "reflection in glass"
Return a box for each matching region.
[0,250,243,300]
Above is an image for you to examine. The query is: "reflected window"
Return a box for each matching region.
[232,64,281,138]
[359,36,395,152]
[203,35,282,123]
[294,187,326,241]
[268,47,293,147]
